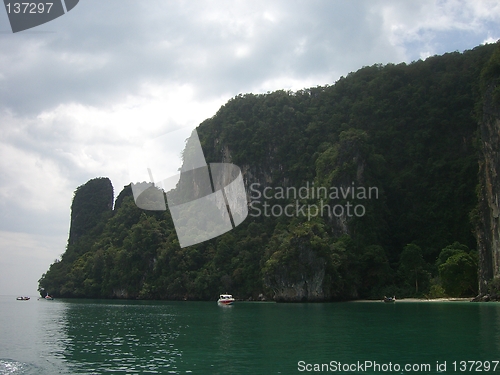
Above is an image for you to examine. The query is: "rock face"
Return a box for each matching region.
[264,237,327,302]
[68,177,114,245]
[212,128,369,301]
[476,86,500,294]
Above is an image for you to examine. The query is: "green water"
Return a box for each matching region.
[1,296,500,374]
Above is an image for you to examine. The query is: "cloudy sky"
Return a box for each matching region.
[0,0,499,295]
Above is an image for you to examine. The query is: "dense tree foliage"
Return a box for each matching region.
[39,42,500,301]
[437,242,478,297]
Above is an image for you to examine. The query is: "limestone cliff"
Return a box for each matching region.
[209,129,368,301]
[68,177,114,245]
[475,45,500,295]
[264,239,327,302]
[476,85,500,294]
[40,44,498,301]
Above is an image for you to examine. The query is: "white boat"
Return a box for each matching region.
[217,294,235,305]
[16,296,30,301]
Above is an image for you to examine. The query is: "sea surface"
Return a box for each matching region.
[1,295,500,374]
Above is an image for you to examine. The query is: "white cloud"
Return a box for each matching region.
[420,51,432,60]
[55,50,111,73]
[0,81,228,216]
[377,0,500,60]
[484,37,499,45]
[0,142,70,212]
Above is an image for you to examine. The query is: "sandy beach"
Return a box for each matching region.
[350,297,473,303]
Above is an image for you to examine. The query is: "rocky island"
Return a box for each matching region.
[39,42,500,302]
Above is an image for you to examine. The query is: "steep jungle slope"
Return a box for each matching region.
[39,42,498,301]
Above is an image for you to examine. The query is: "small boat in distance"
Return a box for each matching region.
[44,294,54,300]
[383,296,396,303]
[16,296,30,301]
[217,294,235,305]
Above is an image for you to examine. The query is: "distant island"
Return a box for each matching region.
[39,41,500,302]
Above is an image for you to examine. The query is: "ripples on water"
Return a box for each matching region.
[1,297,500,374]
[0,298,189,375]
[0,360,26,374]
[62,303,183,374]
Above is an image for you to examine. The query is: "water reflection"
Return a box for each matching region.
[4,296,500,375]
[216,304,234,353]
[479,303,500,355]
[59,300,183,374]
[35,299,72,374]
